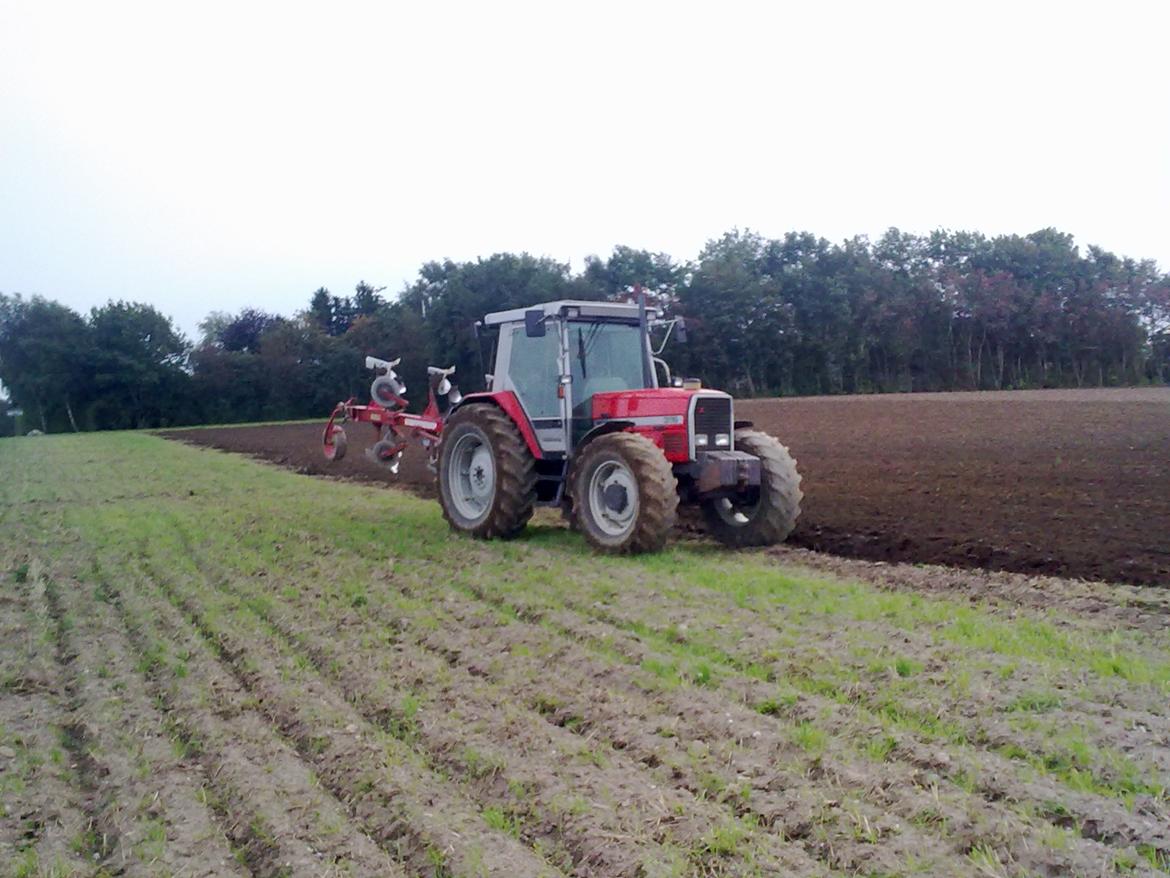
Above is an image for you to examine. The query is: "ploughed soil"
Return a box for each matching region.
[161,387,1170,586]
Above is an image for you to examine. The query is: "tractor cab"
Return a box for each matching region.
[484,299,702,456]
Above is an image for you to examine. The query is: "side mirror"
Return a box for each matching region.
[675,318,688,344]
[524,309,546,338]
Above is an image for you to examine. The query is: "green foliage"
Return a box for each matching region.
[893,657,921,678]
[697,819,748,857]
[671,227,1169,396]
[481,805,521,837]
[0,293,96,431]
[2,229,1166,435]
[89,300,190,429]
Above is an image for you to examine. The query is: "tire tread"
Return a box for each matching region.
[702,429,801,547]
[438,405,537,539]
[571,432,678,554]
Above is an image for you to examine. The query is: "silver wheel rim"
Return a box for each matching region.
[587,459,638,537]
[713,497,754,527]
[448,432,495,521]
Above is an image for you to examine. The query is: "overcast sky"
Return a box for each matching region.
[1,1,1167,342]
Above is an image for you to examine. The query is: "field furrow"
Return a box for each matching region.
[121,493,1158,878]
[452,565,1170,866]
[0,561,94,878]
[122,554,565,878]
[412,560,1162,877]
[101,560,409,878]
[134,521,822,878]
[176,537,984,877]
[3,431,1168,878]
[42,564,247,877]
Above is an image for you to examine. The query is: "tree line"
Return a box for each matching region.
[2,227,1168,436]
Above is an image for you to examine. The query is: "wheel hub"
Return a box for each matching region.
[468,447,493,499]
[602,482,628,513]
[588,460,638,536]
[448,432,495,521]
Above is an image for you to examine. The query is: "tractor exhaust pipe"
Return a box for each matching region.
[637,286,654,389]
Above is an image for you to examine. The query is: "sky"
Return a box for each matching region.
[1,0,1167,343]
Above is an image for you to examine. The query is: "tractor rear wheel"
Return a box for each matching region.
[571,432,678,554]
[438,405,536,539]
[701,429,802,547]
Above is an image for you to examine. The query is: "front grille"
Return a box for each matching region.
[662,430,688,456]
[692,396,732,446]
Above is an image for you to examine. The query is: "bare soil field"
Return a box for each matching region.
[164,387,1170,586]
[2,432,1168,877]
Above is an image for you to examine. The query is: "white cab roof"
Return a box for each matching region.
[482,299,659,326]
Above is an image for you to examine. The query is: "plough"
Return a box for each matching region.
[322,356,460,473]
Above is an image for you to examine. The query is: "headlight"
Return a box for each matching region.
[694,434,709,447]
[714,433,730,447]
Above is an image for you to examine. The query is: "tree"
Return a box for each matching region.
[0,390,16,437]
[0,293,94,432]
[89,301,190,428]
[307,287,334,334]
[397,253,578,395]
[352,281,386,317]
[676,231,793,395]
[7,225,1167,437]
[218,308,283,353]
[580,246,686,305]
[197,311,233,347]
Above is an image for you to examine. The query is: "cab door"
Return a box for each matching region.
[496,321,569,455]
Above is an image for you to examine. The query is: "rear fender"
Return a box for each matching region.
[448,391,543,460]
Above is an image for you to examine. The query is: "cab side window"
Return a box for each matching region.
[506,326,560,419]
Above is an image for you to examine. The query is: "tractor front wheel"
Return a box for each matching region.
[572,432,678,554]
[438,405,536,539]
[701,429,802,547]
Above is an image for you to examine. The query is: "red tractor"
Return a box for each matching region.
[322,299,802,553]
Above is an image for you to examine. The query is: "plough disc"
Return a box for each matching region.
[323,424,347,461]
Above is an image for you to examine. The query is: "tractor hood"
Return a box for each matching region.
[590,388,720,421]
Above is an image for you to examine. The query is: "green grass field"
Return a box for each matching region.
[1,432,1167,877]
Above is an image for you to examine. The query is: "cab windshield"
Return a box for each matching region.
[569,320,649,409]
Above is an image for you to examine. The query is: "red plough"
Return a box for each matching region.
[322,357,459,473]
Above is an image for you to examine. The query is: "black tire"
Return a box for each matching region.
[701,429,802,547]
[437,405,536,539]
[571,432,678,554]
